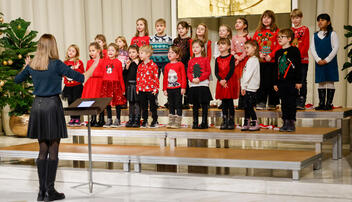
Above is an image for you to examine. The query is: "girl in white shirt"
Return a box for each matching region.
[241,40,261,131]
[310,13,339,110]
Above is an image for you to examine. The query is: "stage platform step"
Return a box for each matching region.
[0,143,321,180]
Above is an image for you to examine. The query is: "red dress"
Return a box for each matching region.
[100,58,126,106]
[81,59,104,98]
[215,54,238,99]
[63,60,85,87]
[130,36,150,47]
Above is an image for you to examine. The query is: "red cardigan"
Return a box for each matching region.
[102,58,125,93]
[63,60,84,87]
[163,61,187,91]
[189,39,212,62]
[253,28,281,63]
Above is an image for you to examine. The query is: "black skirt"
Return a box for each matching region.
[188,86,213,105]
[27,95,68,140]
[126,81,139,102]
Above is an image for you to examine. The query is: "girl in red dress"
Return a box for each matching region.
[101,43,126,127]
[130,18,150,47]
[81,42,104,126]
[95,34,108,59]
[215,38,237,130]
[63,44,85,126]
[231,18,251,110]
[188,39,212,129]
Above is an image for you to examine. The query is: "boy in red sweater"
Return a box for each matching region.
[291,9,310,109]
[136,45,159,128]
[163,46,187,128]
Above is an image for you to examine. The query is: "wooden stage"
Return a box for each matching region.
[0,143,321,180]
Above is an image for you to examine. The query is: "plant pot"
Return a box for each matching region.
[9,114,29,137]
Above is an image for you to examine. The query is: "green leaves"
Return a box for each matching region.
[343,25,352,83]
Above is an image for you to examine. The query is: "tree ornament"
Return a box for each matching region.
[18,54,22,59]
[8,59,13,65]
[2,60,8,66]
[17,25,21,29]
[0,80,4,87]
[0,17,3,23]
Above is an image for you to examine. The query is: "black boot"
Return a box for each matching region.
[227,116,235,130]
[44,159,65,201]
[96,112,105,127]
[125,114,134,127]
[90,115,97,127]
[132,115,141,128]
[279,120,289,132]
[220,115,228,130]
[192,108,199,129]
[286,120,296,132]
[36,159,47,201]
[199,106,208,129]
[315,89,326,110]
[325,89,335,110]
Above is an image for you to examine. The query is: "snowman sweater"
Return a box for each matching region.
[163,61,187,91]
[136,60,159,94]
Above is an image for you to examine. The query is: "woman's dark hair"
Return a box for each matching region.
[317,13,333,36]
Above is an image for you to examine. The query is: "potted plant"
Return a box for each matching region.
[343,25,352,83]
[0,13,38,136]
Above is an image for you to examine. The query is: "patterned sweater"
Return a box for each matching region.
[150,34,172,63]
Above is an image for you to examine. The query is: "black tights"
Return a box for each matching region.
[107,105,121,119]
[222,99,234,117]
[38,139,60,160]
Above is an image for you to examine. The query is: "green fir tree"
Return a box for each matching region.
[193,63,202,78]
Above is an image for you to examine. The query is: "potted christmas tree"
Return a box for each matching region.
[343,25,352,83]
[0,12,38,136]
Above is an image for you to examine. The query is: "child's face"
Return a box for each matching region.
[128,49,139,60]
[168,49,178,61]
[218,43,230,53]
[155,23,166,35]
[245,44,256,57]
[291,16,302,27]
[136,20,145,33]
[318,19,330,30]
[95,39,105,49]
[139,50,150,61]
[67,47,77,59]
[177,25,188,37]
[192,43,203,56]
[89,46,100,59]
[196,25,206,38]
[219,26,229,38]
[278,34,290,46]
[107,46,117,59]
[116,39,125,49]
[262,16,272,27]
[235,19,246,31]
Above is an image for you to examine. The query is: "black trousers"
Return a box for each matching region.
[106,105,121,119]
[167,88,183,116]
[129,101,140,118]
[222,99,234,117]
[298,63,308,101]
[243,91,257,120]
[63,84,83,119]
[257,62,279,105]
[278,82,298,120]
[139,92,158,121]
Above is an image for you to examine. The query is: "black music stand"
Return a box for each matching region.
[64,97,111,193]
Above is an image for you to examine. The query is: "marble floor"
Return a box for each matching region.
[1,136,352,201]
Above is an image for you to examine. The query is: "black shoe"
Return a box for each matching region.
[36,159,47,201]
[286,120,296,132]
[44,159,65,201]
[198,106,208,129]
[279,120,289,132]
[164,102,169,109]
[220,115,228,130]
[141,121,148,128]
[198,122,208,129]
[132,116,141,128]
[227,116,235,130]
[150,120,159,128]
[182,104,190,109]
[325,89,335,110]
[90,115,97,127]
[315,89,326,110]
[96,112,105,127]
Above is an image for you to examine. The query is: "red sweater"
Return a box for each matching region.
[253,28,281,63]
[163,61,187,91]
[102,58,125,93]
[131,36,150,47]
[189,39,212,62]
[102,49,108,59]
[136,60,159,93]
[291,26,310,64]
[63,60,84,87]
[187,57,211,82]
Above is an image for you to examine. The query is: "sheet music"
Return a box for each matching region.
[77,101,95,108]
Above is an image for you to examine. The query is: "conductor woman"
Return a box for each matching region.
[15,34,100,201]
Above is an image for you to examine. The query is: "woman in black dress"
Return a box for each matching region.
[15,34,100,201]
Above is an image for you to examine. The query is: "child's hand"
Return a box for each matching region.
[318,60,327,66]
[273,85,279,92]
[260,52,266,59]
[25,56,31,66]
[241,89,246,96]
[74,62,80,69]
[231,51,236,56]
[123,92,125,95]
[136,91,139,95]
[296,84,302,89]
[163,90,168,96]
[220,79,227,87]
[235,60,239,66]
[192,78,200,84]
[181,88,186,95]
[265,55,271,62]
[234,54,240,60]
[152,91,157,95]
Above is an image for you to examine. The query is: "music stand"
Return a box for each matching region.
[64,97,111,193]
